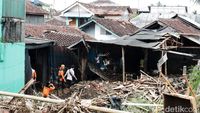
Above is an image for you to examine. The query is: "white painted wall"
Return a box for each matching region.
[94,24,118,41]
[82,23,95,37]
[63,4,93,17]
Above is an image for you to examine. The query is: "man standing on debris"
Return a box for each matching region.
[58,64,66,88]
[42,82,55,98]
[65,65,77,88]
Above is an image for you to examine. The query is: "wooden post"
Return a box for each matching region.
[144,49,148,72]
[122,47,126,83]
[81,49,87,80]
[164,42,167,76]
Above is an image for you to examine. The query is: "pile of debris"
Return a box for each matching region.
[56,72,188,112]
[0,72,188,113]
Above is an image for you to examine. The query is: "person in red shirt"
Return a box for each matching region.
[42,83,55,98]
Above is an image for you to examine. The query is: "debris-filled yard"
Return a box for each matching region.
[2,0,200,113]
[1,71,198,113]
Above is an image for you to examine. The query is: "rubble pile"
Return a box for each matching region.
[64,73,188,112]
[0,73,188,113]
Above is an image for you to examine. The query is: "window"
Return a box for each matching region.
[100,28,111,35]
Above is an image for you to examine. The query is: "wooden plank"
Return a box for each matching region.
[9,78,35,104]
[88,63,109,80]
[122,102,163,107]
[81,50,87,80]
[122,47,126,83]
[164,93,197,113]
[0,91,65,104]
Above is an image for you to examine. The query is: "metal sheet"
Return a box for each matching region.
[2,0,25,19]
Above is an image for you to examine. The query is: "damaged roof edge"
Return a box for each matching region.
[25,37,55,49]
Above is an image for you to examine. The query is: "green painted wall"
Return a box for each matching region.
[0,0,25,93]
[0,43,25,92]
[0,0,2,39]
[76,18,79,28]
[2,0,25,19]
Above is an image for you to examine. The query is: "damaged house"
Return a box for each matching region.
[80,15,200,81]
[25,23,94,85]
[79,18,138,40]
[60,1,137,27]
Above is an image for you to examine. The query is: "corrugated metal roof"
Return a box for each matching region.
[130,13,176,28]
[87,37,160,49]
[129,27,179,40]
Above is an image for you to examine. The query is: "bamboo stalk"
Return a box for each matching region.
[0,91,65,104]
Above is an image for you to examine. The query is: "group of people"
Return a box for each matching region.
[58,64,77,89]
[31,64,77,98]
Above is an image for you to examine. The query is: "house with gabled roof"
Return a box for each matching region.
[127,17,200,75]
[79,18,138,40]
[60,1,137,27]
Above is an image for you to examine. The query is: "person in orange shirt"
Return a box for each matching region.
[42,83,55,98]
[58,64,66,89]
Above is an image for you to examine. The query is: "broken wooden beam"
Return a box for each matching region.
[0,91,65,104]
[9,78,35,104]
[122,102,163,107]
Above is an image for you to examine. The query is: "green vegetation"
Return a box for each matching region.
[188,66,200,94]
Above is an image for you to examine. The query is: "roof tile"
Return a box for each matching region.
[159,18,200,34]
[25,24,94,46]
[26,1,48,15]
[94,18,138,36]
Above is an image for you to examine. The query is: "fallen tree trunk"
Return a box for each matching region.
[0,91,65,104]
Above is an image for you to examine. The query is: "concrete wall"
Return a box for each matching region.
[0,0,25,93]
[0,43,25,92]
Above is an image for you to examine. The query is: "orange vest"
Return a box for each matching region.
[42,86,54,97]
[58,70,65,82]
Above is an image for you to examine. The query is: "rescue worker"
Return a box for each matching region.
[32,69,37,80]
[65,65,77,88]
[42,83,55,98]
[58,64,66,88]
